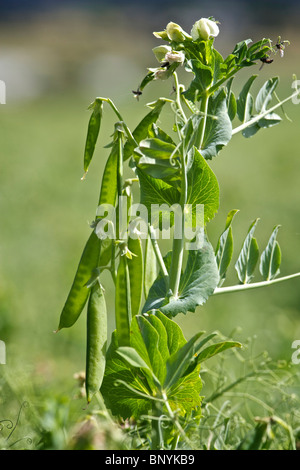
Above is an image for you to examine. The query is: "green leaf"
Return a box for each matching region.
[215,209,239,286]
[143,239,220,316]
[186,148,220,226]
[195,341,242,363]
[255,77,279,113]
[137,138,180,161]
[235,219,260,284]
[123,98,167,161]
[201,90,232,160]
[183,59,213,102]
[236,75,258,123]
[83,99,103,175]
[259,225,281,281]
[136,167,180,229]
[116,346,151,371]
[164,332,204,390]
[101,314,203,419]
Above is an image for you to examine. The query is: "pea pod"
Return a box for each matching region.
[128,237,143,317]
[57,231,101,331]
[83,99,103,177]
[115,256,131,346]
[98,142,118,207]
[86,282,107,403]
[144,234,158,299]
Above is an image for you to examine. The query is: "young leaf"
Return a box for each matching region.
[183,59,213,102]
[83,98,103,176]
[116,346,152,371]
[201,90,232,160]
[215,209,239,286]
[255,77,279,114]
[236,75,257,123]
[259,225,281,281]
[195,340,242,364]
[235,219,260,284]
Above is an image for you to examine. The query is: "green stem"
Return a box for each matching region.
[148,224,169,281]
[99,97,137,146]
[199,90,209,149]
[173,72,188,124]
[169,150,187,298]
[232,90,300,135]
[213,272,300,295]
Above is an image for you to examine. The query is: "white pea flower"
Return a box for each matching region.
[165,50,185,64]
[191,18,220,41]
[166,22,186,42]
[152,45,172,63]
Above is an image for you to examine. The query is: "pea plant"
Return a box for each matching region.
[57,18,300,449]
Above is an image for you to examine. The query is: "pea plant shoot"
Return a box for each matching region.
[57,17,300,450]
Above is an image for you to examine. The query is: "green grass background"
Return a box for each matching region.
[0,6,299,447]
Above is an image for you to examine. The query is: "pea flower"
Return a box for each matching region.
[166,22,186,42]
[165,50,185,64]
[191,18,220,41]
[152,45,172,63]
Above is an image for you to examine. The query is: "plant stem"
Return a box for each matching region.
[232,90,300,135]
[148,224,169,281]
[198,90,209,149]
[173,72,188,124]
[213,272,300,295]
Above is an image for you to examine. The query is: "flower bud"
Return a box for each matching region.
[166,22,186,42]
[152,45,172,63]
[191,18,219,41]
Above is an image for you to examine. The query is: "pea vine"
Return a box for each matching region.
[57,17,300,450]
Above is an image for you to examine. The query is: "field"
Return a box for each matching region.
[0,8,300,449]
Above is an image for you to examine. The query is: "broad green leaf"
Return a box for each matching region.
[164,332,204,390]
[101,314,203,419]
[143,239,220,317]
[137,155,181,181]
[136,167,180,228]
[137,138,180,161]
[255,77,279,113]
[195,341,242,363]
[186,148,220,226]
[236,75,257,123]
[116,346,151,371]
[183,59,213,102]
[101,331,154,419]
[215,209,239,286]
[83,98,103,175]
[235,219,259,284]
[149,124,176,145]
[123,98,167,161]
[259,225,281,281]
[201,90,232,160]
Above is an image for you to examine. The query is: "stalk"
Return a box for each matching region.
[198,90,209,149]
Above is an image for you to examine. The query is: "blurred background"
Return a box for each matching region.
[0,0,299,439]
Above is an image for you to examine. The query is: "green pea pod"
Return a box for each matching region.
[115,256,131,346]
[144,234,157,299]
[128,237,143,317]
[83,99,103,177]
[86,282,107,403]
[57,231,101,331]
[98,142,118,207]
